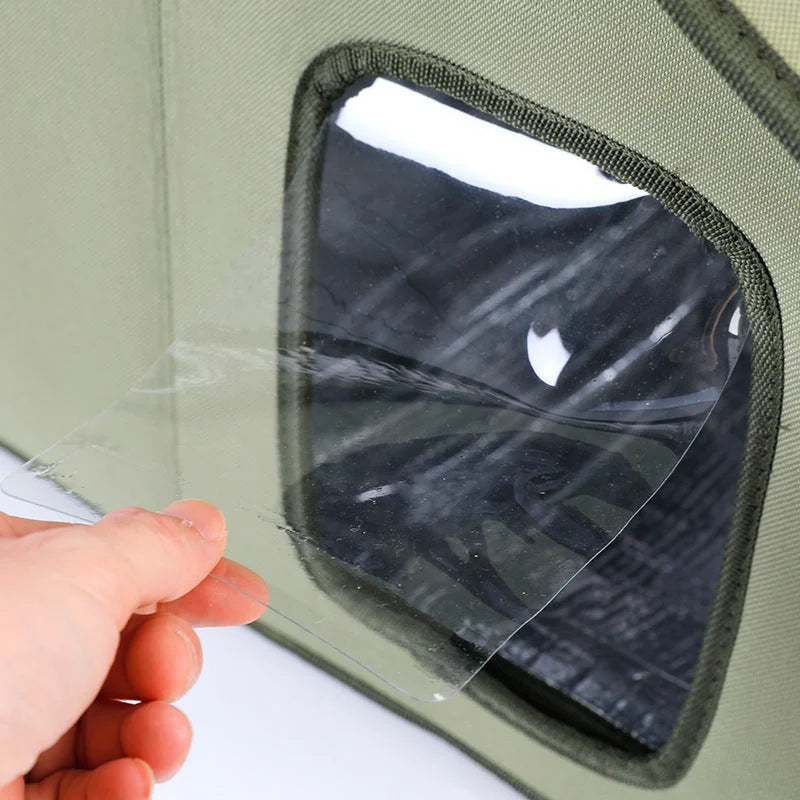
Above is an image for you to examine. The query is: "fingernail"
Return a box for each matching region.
[176,626,201,685]
[133,758,154,799]
[161,499,226,542]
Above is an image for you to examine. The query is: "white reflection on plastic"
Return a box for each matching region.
[526,327,572,387]
[1,78,749,702]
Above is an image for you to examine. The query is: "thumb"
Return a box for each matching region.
[10,500,228,629]
[75,500,229,627]
[0,501,227,784]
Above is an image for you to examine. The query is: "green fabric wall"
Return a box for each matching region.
[2,2,799,797]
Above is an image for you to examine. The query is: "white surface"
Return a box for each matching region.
[160,626,523,800]
[337,78,648,209]
[0,448,524,799]
[0,448,80,523]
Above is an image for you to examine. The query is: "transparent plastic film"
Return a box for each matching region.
[2,77,750,701]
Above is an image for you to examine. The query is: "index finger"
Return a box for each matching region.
[156,557,269,627]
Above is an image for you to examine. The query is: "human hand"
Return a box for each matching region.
[0,500,269,799]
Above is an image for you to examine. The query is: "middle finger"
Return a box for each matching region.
[101,612,201,702]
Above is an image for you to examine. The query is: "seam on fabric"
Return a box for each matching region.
[712,0,800,102]
[275,42,783,792]
[660,0,800,161]
[153,0,181,487]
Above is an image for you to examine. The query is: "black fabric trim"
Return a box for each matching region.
[269,42,783,792]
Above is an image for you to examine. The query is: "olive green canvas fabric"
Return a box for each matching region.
[2,1,800,798]
[0,2,179,501]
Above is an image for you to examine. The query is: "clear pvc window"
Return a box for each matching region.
[2,77,749,705]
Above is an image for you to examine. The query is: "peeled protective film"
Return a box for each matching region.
[1,77,749,701]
